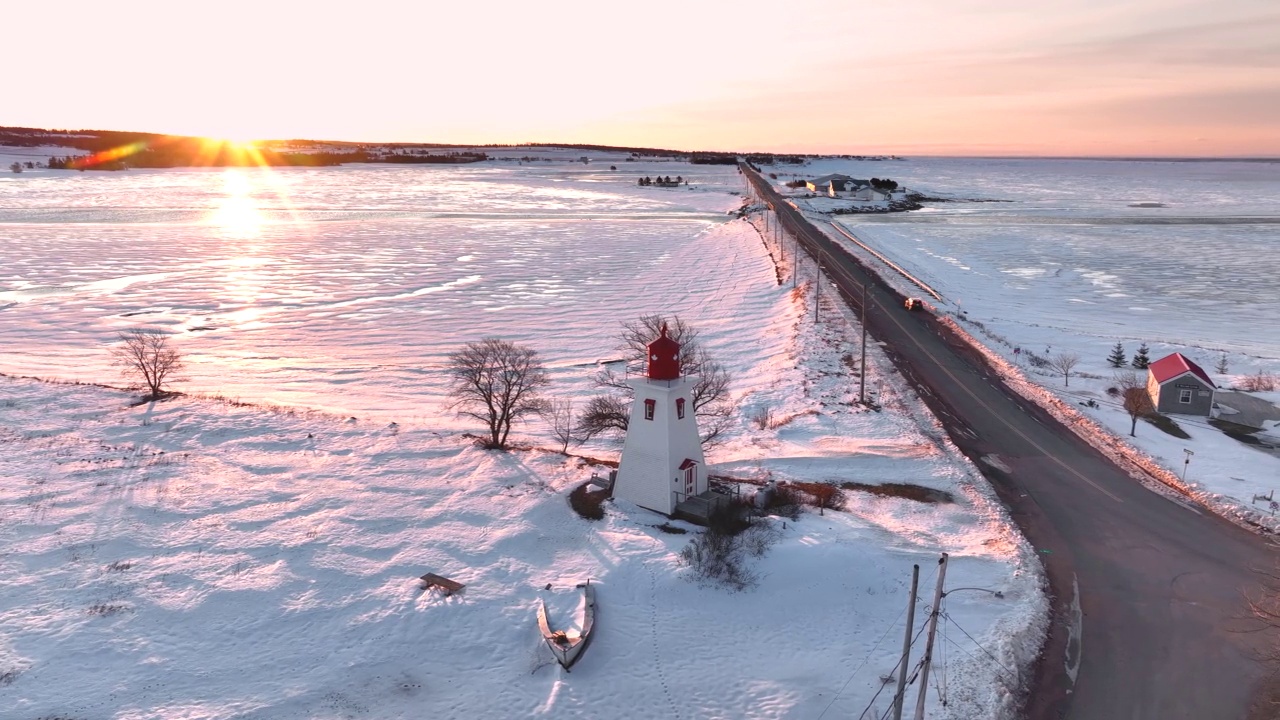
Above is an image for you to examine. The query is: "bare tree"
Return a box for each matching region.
[577,314,734,445]
[576,394,630,438]
[1115,371,1155,436]
[1048,352,1081,387]
[1215,352,1229,375]
[110,329,184,400]
[446,338,550,450]
[542,399,580,454]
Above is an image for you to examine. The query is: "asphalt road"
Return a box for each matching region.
[741,166,1279,719]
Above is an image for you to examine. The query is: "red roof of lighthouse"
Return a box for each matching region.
[646,323,681,380]
[1148,352,1214,387]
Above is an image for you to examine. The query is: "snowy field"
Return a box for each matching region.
[0,154,741,419]
[0,154,1044,719]
[766,157,1280,528]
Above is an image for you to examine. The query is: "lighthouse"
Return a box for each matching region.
[612,323,707,516]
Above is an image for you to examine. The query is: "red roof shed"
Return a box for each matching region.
[1148,353,1214,387]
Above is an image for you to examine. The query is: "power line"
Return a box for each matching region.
[941,612,1020,687]
[851,630,926,720]
[816,563,939,720]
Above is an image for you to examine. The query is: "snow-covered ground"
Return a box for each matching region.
[0,157,1044,719]
[766,157,1280,531]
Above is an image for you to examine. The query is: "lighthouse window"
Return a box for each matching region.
[644,399,655,420]
[676,398,686,419]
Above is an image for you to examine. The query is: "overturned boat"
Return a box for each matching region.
[537,581,596,670]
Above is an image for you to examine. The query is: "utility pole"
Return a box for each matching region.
[814,259,823,323]
[914,553,949,720]
[859,282,868,404]
[893,564,920,720]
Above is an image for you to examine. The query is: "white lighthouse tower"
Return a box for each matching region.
[613,323,707,516]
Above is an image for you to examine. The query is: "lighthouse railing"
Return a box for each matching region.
[622,361,690,386]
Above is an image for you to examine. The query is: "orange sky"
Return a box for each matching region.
[7,0,1278,156]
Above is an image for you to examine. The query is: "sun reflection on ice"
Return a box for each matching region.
[209,170,266,239]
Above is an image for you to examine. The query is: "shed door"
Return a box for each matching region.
[684,465,696,496]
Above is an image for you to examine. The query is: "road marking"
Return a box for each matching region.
[872,299,1124,503]
[982,454,1011,473]
[762,175,1123,502]
[1065,574,1082,687]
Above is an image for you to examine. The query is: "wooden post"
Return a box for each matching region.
[914,553,949,720]
[859,282,868,404]
[893,564,920,720]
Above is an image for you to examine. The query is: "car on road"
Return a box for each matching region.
[904,297,924,311]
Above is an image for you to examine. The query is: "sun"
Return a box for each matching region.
[209,169,266,239]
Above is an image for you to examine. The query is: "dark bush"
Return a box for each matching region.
[569,482,609,521]
[762,485,802,519]
[840,481,955,504]
[788,481,846,512]
[678,517,775,591]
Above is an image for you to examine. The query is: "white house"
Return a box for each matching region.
[804,174,867,194]
[612,324,707,516]
[850,186,889,202]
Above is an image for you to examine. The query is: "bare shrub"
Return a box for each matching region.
[749,405,773,430]
[1239,372,1278,393]
[680,530,750,590]
[542,399,580,453]
[739,521,781,558]
[1048,352,1081,387]
[1025,351,1050,369]
[446,338,550,450]
[679,515,775,591]
[110,329,184,400]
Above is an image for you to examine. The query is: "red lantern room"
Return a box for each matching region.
[646,323,681,380]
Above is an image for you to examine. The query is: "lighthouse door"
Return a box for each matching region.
[684,465,696,497]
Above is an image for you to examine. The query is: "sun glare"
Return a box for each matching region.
[209,169,265,239]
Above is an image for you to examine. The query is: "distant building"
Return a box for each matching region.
[804,174,867,193]
[1147,352,1216,416]
[850,186,889,202]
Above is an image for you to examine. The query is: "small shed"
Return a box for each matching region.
[1146,353,1215,416]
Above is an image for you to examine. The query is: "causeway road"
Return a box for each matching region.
[741,165,1278,719]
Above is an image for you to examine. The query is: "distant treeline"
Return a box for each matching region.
[745,154,805,165]
[4,127,487,171]
[690,153,739,165]
[374,151,488,164]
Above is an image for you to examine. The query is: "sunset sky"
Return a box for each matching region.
[8,0,1278,156]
